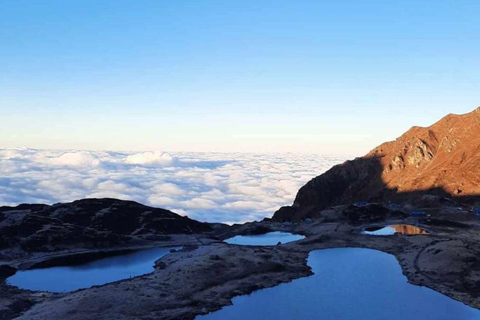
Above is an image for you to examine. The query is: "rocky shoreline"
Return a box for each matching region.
[2,202,480,319]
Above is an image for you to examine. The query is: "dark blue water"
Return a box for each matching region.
[198,248,480,320]
[225,231,305,246]
[7,247,176,292]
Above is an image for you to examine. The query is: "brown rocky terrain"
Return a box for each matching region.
[6,208,480,320]
[273,107,480,222]
[3,200,480,319]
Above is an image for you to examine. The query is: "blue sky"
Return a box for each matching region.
[1,0,479,154]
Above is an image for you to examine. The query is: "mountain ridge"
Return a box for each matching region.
[272,107,480,221]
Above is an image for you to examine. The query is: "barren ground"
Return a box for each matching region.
[3,206,480,320]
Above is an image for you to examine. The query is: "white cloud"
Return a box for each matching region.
[147,195,177,207]
[151,183,185,196]
[0,148,350,223]
[223,200,265,210]
[182,198,217,210]
[96,180,130,193]
[41,151,101,167]
[125,151,174,166]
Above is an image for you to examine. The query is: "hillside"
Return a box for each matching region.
[273,107,480,221]
[0,198,212,255]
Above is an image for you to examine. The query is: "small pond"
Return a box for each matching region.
[197,248,480,320]
[225,231,305,246]
[7,247,176,293]
[362,224,428,236]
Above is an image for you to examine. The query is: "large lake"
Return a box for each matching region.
[198,248,480,320]
[7,247,175,293]
[225,231,305,246]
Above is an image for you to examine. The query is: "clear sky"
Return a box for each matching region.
[1,0,479,155]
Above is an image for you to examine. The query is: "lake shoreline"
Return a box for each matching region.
[3,203,480,319]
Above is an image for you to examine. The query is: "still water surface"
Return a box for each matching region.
[363,224,428,236]
[7,247,175,292]
[225,231,305,246]
[198,248,480,320]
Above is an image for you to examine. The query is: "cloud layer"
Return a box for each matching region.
[0,148,349,224]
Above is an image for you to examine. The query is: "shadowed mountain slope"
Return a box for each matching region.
[0,198,212,253]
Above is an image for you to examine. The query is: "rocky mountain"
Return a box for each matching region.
[273,107,480,221]
[0,198,212,254]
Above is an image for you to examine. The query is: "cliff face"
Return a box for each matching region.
[369,107,480,197]
[273,107,480,221]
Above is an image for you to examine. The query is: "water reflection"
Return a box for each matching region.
[225,231,305,246]
[197,248,480,320]
[7,247,176,293]
[363,224,428,236]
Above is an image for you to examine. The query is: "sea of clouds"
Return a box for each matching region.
[0,148,350,224]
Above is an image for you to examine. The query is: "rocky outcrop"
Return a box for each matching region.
[273,107,480,221]
[0,265,16,278]
[0,198,212,258]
